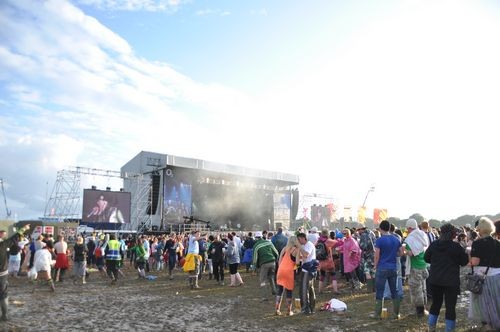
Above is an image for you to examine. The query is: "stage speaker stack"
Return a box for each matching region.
[291,190,299,220]
[147,174,161,215]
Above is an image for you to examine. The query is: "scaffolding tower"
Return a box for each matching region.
[44,167,122,221]
[122,173,152,232]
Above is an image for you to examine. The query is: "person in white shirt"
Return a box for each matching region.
[34,241,56,292]
[297,232,317,315]
[307,227,320,245]
[231,232,243,254]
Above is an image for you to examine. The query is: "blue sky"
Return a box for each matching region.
[1,0,500,221]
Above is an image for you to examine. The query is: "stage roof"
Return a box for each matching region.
[121,151,299,185]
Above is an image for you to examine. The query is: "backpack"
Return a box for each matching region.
[156,244,164,256]
[95,246,103,258]
[315,240,328,261]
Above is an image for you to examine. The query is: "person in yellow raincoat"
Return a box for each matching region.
[184,231,202,289]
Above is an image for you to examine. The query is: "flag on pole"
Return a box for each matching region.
[373,208,388,225]
[357,207,366,224]
[326,203,336,222]
[343,206,352,222]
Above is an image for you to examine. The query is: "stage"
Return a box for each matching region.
[121,151,300,231]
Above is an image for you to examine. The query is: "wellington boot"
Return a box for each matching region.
[428,313,439,332]
[193,276,201,289]
[286,298,293,316]
[370,299,383,319]
[229,275,236,287]
[445,319,456,332]
[392,298,401,320]
[366,278,375,293]
[332,280,340,294]
[48,279,55,292]
[318,281,325,294]
[0,297,8,321]
[235,272,244,286]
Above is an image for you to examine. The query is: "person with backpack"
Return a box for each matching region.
[86,235,96,268]
[226,234,243,287]
[357,226,377,292]
[338,228,362,290]
[94,236,107,277]
[165,233,180,280]
[297,232,318,315]
[317,229,340,294]
[155,236,165,271]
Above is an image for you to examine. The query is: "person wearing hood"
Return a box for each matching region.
[424,223,468,332]
[252,231,279,301]
[404,218,429,318]
[317,229,340,294]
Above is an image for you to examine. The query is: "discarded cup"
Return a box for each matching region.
[294,298,301,310]
[381,308,388,319]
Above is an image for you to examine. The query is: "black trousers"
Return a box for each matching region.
[429,283,459,320]
[213,260,224,281]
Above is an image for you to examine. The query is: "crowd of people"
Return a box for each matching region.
[1,217,499,331]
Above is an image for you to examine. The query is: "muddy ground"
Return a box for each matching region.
[0,265,480,332]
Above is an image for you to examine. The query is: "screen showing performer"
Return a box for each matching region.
[163,168,192,223]
[82,189,131,223]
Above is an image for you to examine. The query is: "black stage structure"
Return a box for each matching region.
[121,152,300,232]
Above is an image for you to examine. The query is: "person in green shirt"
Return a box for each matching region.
[404,219,430,318]
[132,238,147,279]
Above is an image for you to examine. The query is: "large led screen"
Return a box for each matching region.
[163,168,193,223]
[273,192,291,225]
[82,189,131,223]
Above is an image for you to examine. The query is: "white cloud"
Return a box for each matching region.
[1,0,500,222]
[78,0,184,12]
[195,9,231,17]
[0,0,250,219]
[250,8,268,16]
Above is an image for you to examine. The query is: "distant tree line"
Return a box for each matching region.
[293,212,500,231]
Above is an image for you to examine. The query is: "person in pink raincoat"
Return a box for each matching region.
[338,229,363,290]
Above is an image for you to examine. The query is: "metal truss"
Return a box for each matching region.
[44,166,122,221]
[122,174,152,232]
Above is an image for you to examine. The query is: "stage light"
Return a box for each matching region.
[120,188,124,192]
[106,187,111,191]
[91,185,97,190]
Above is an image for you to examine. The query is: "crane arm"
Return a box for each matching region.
[0,179,12,218]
